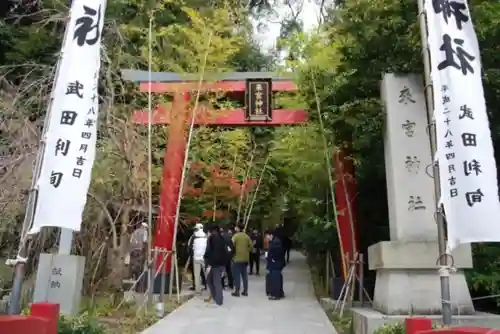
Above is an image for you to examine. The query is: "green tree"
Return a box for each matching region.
[288,0,500,295]
[0,0,277,295]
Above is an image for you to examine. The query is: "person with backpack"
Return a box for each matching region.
[187,223,207,293]
[204,224,229,306]
[231,224,252,297]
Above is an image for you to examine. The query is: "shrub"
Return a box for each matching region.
[374,321,405,334]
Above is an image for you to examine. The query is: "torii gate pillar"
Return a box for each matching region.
[153,93,190,277]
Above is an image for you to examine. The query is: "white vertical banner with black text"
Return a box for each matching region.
[425,0,500,249]
[30,0,107,233]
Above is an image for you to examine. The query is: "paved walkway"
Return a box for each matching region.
[142,251,336,334]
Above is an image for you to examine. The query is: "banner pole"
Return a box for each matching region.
[7,4,77,314]
[417,0,452,325]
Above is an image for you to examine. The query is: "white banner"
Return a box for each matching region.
[425,0,500,249]
[30,0,107,232]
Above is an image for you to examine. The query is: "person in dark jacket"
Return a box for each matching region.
[219,226,234,289]
[204,224,228,306]
[283,234,292,264]
[249,228,263,275]
[266,229,285,300]
[274,224,291,264]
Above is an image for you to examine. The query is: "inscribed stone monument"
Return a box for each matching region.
[33,253,85,315]
[369,73,473,315]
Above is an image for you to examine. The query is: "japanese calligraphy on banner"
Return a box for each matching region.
[425,0,500,249]
[30,0,107,233]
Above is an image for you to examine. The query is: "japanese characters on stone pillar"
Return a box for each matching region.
[30,0,107,233]
[33,254,85,315]
[382,74,436,241]
[368,73,473,315]
[425,0,500,249]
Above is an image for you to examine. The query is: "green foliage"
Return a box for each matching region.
[58,314,105,334]
[328,311,353,334]
[230,40,275,71]
[466,243,500,304]
[0,0,281,292]
[268,125,334,224]
[374,322,405,334]
[149,5,245,73]
[295,217,338,256]
[278,0,500,287]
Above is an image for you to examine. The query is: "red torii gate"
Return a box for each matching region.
[121,70,358,290]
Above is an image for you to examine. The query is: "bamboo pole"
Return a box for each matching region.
[168,32,214,299]
[243,156,269,232]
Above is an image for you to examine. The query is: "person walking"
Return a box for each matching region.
[266,229,285,300]
[204,224,229,306]
[249,228,262,275]
[263,230,270,251]
[125,222,148,280]
[274,224,291,264]
[188,223,207,293]
[220,226,234,290]
[283,234,292,264]
[231,224,252,297]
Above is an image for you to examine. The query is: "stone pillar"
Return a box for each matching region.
[33,254,85,315]
[368,73,474,315]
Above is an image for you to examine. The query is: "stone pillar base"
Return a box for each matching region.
[368,241,474,315]
[33,254,85,315]
[373,268,473,315]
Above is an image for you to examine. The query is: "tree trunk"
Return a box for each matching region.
[105,205,130,293]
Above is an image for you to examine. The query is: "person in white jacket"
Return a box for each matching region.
[189,223,207,293]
